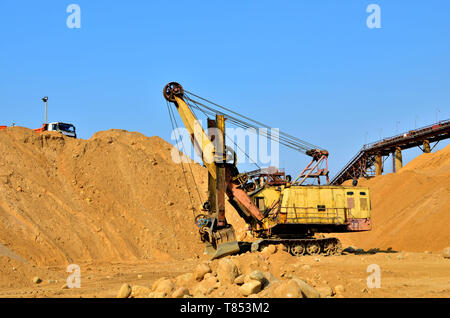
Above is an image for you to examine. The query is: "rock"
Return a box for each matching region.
[274,280,303,298]
[194,263,212,281]
[442,247,450,259]
[239,280,262,297]
[217,258,239,284]
[175,273,193,286]
[261,245,277,255]
[149,291,167,298]
[276,244,288,252]
[261,272,278,288]
[334,285,345,295]
[32,277,42,284]
[16,186,23,192]
[137,274,143,279]
[203,273,215,281]
[172,287,190,298]
[117,284,132,298]
[154,279,175,295]
[317,286,334,298]
[192,276,218,298]
[131,285,152,298]
[203,276,218,286]
[291,278,320,298]
[152,277,169,291]
[248,270,266,284]
[192,283,213,298]
[61,284,69,290]
[234,274,245,285]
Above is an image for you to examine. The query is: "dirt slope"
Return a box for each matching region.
[338,145,450,252]
[0,127,249,268]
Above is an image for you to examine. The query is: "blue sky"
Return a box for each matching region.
[1,1,449,178]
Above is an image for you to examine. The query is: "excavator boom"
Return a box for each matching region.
[164,82,266,259]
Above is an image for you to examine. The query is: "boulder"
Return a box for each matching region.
[291,277,320,298]
[172,287,190,298]
[234,274,245,285]
[194,263,212,281]
[248,270,266,284]
[131,285,152,298]
[317,286,334,298]
[239,280,262,297]
[274,280,303,298]
[261,245,277,255]
[152,277,169,291]
[175,273,193,286]
[149,291,167,298]
[117,284,132,298]
[154,279,175,295]
[217,258,239,284]
[261,272,278,288]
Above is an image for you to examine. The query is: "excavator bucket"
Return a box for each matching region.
[204,226,240,260]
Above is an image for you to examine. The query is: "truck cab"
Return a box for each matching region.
[46,122,77,138]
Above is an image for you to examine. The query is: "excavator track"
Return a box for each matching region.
[251,237,343,257]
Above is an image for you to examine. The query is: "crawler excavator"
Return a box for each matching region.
[163,82,372,259]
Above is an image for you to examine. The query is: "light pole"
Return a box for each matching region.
[41,97,48,124]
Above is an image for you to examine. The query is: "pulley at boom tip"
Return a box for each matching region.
[163,82,184,102]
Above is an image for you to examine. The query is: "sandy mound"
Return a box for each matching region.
[338,145,450,252]
[0,127,244,269]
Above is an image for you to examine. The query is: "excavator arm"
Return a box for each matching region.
[164,82,265,259]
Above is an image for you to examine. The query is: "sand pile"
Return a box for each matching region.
[339,145,450,252]
[0,127,245,269]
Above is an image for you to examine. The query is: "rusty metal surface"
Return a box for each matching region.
[346,218,372,232]
[163,82,184,102]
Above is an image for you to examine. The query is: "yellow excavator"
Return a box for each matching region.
[164,82,372,259]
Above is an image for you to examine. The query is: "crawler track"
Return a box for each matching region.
[252,237,342,257]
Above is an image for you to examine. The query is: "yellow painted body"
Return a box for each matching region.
[253,185,371,227]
